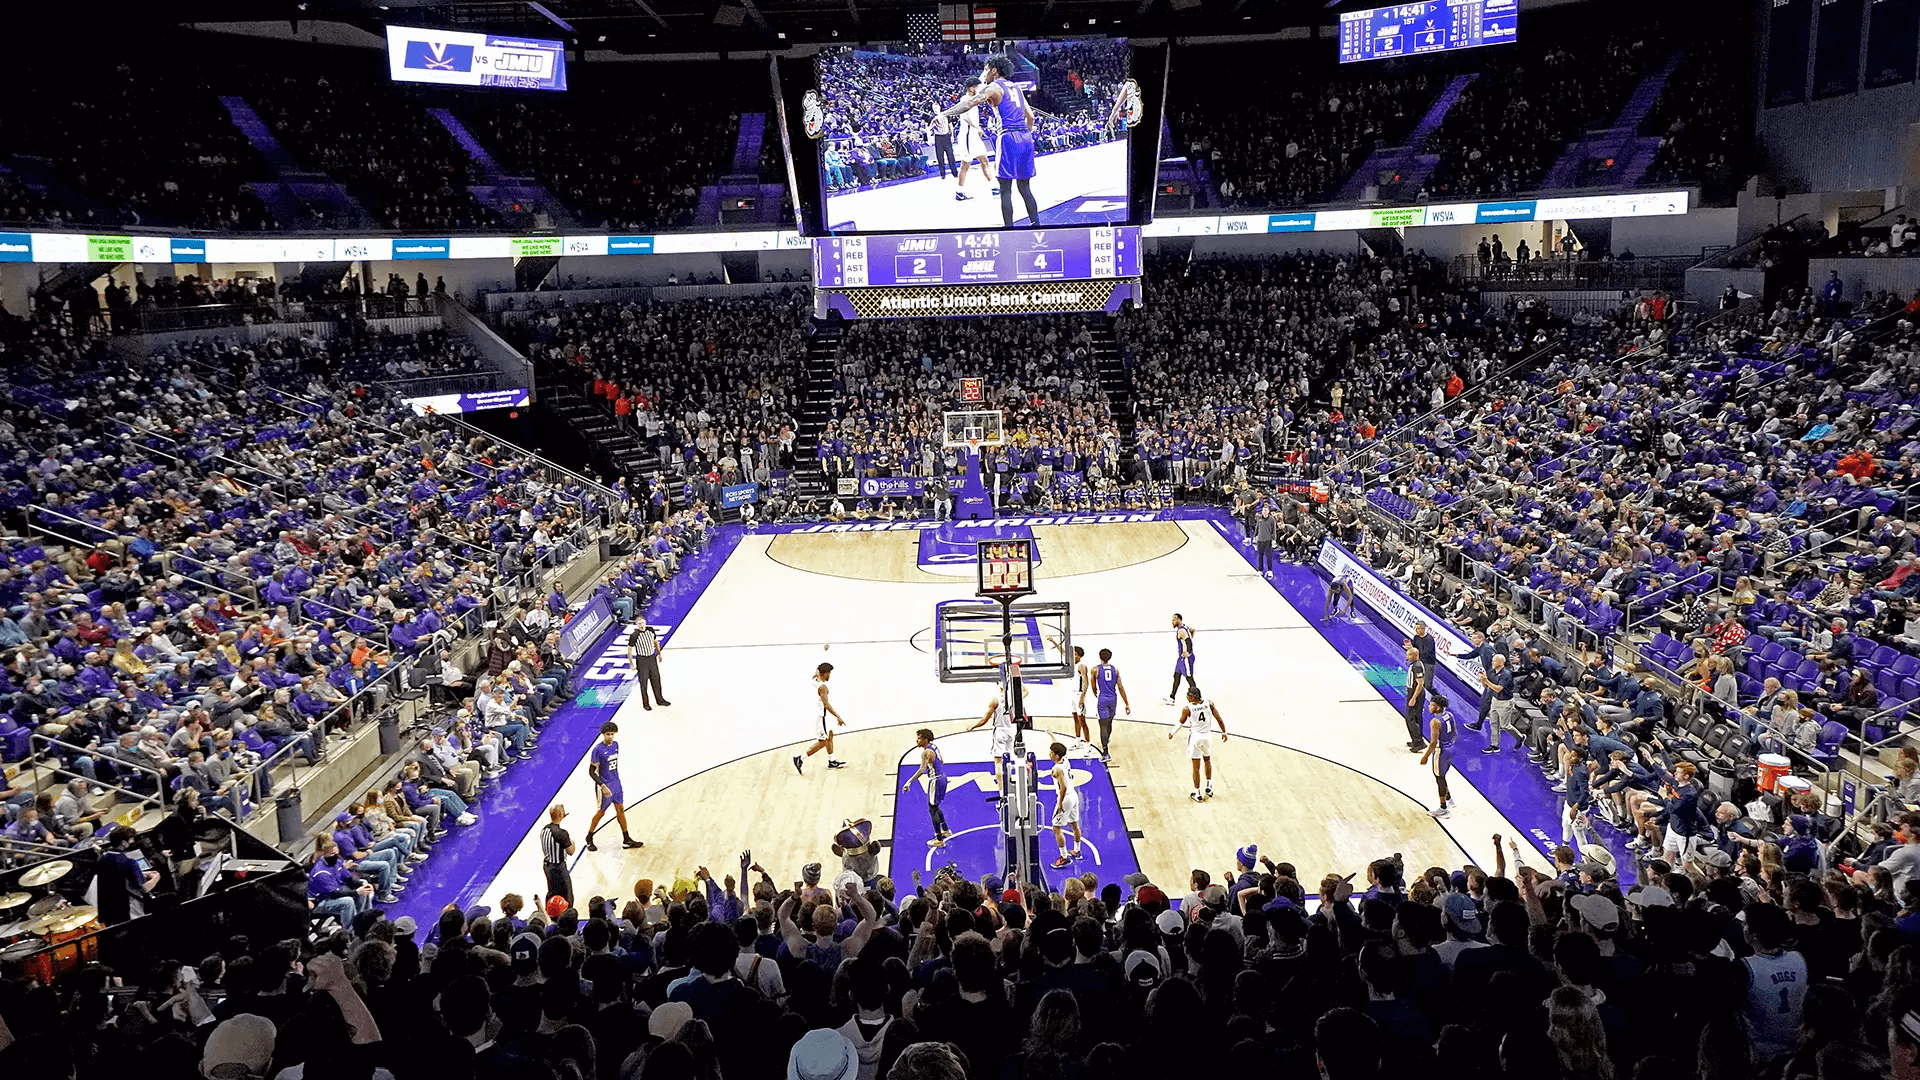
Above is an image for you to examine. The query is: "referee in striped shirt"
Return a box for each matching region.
[542,803,575,906]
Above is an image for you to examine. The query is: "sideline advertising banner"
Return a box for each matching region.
[1316,537,1484,687]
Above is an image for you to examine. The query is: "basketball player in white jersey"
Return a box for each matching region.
[1171,685,1228,801]
[965,679,1019,798]
[794,661,846,774]
[1067,645,1091,747]
[1047,740,1082,868]
[950,78,997,202]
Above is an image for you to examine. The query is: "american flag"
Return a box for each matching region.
[939,3,996,41]
[904,8,943,42]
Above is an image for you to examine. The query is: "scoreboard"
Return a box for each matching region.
[814,227,1141,289]
[977,539,1036,597]
[1337,0,1518,64]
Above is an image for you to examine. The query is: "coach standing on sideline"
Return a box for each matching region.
[542,803,575,906]
[629,624,671,710]
[1254,507,1277,578]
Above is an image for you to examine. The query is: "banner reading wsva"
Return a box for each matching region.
[1315,537,1485,689]
[386,26,568,91]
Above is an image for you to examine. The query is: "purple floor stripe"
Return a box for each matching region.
[1202,509,1640,883]
[384,525,750,926]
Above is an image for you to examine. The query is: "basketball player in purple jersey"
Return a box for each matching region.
[941,55,1042,227]
[583,721,643,851]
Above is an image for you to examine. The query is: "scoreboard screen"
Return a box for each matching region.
[814,227,1140,288]
[978,539,1036,596]
[1337,1,1518,64]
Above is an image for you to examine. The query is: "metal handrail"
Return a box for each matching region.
[29,733,169,791]
[24,504,387,647]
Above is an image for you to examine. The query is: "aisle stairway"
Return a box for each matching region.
[790,322,844,496]
[1540,51,1684,191]
[1088,318,1137,475]
[1337,73,1476,204]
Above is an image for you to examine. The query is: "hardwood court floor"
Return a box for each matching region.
[766,521,1187,583]
[475,522,1520,912]
[548,717,1469,908]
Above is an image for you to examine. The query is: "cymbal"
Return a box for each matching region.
[22,912,63,934]
[0,892,28,911]
[25,896,65,917]
[48,908,98,934]
[0,920,27,938]
[18,860,72,887]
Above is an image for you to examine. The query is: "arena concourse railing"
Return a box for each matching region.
[23,734,168,822]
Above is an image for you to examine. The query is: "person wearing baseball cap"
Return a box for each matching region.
[1435,893,1489,971]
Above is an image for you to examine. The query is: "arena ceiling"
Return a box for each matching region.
[163,0,1373,53]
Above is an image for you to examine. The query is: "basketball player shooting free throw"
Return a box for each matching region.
[939,55,1042,228]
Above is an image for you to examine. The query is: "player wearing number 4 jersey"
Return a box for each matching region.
[941,55,1041,228]
[1172,685,1227,801]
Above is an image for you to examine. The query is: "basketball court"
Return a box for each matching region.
[473,515,1528,910]
[824,140,1130,233]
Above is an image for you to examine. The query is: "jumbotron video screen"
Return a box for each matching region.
[813,39,1132,233]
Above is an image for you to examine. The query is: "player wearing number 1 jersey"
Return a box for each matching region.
[795,661,846,774]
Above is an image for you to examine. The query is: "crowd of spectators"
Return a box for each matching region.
[250,76,502,234]
[0,325,614,866]
[1640,39,1750,199]
[11,816,1920,1080]
[1173,58,1437,210]
[824,316,1124,506]
[1122,249,1518,492]
[0,62,275,233]
[1421,34,1663,201]
[459,65,758,232]
[513,293,812,487]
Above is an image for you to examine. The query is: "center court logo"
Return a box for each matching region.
[404,40,474,72]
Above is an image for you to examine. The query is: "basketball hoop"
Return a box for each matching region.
[985,652,1023,676]
[966,436,981,456]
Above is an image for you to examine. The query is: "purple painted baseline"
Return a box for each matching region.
[384,525,751,928]
[1192,509,1638,882]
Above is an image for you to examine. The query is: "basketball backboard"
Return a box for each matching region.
[942,409,1005,450]
[935,599,1072,683]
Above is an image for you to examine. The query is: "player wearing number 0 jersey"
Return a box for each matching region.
[1171,685,1227,801]
[1047,741,1082,868]
[1091,647,1129,763]
[1420,695,1458,818]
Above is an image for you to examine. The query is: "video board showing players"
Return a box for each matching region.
[813,39,1131,234]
